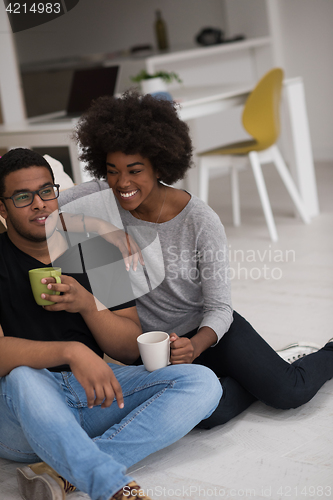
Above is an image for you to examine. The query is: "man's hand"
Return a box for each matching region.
[41,275,95,314]
[67,343,124,409]
[170,333,195,364]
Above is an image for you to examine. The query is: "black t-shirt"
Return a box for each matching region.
[0,232,135,371]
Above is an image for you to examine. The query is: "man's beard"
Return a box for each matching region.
[9,217,56,243]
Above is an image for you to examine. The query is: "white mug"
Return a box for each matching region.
[137,331,170,372]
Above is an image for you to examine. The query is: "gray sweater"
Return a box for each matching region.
[59,180,233,341]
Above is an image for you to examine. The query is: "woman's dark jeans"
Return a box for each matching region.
[185,311,333,429]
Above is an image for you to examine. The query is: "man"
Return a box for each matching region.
[0,149,222,500]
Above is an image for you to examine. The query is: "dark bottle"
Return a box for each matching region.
[155,10,169,51]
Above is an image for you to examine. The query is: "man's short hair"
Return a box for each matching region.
[0,148,55,197]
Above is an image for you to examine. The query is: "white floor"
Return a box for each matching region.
[1,162,332,500]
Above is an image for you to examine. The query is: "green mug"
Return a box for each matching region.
[29,267,62,306]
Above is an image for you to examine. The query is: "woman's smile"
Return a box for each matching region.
[118,189,139,200]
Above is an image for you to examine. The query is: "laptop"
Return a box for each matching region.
[66,65,119,117]
[30,65,120,123]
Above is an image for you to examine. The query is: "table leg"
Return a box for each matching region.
[282,79,319,217]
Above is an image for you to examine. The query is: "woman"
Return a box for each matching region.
[60,90,333,428]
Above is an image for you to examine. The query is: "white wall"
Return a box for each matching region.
[225,0,333,161]
[0,1,26,123]
[224,0,269,38]
[14,0,226,65]
[276,0,333,161]
[6,0,333,161]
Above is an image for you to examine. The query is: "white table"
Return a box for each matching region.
[0,78,319,217]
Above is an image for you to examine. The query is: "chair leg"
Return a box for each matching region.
[198,159,209,204]
[271,146,311,224]
[230,164,241,226]
[249,151,279,242]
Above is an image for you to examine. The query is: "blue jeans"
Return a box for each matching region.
[0,363,221,500]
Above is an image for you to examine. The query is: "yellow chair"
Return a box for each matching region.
[198,68,310,241]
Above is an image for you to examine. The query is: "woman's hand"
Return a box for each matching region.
[169,328,218,365]
[102,228,144,272]
[58,213,144,271]
[170,333,195,364]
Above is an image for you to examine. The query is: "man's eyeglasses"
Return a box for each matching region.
[0,184,60,208]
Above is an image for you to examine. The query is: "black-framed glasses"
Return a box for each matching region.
[0,184,60,208]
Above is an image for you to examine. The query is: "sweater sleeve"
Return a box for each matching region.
[58,179,108,207]
[194,204,233,342]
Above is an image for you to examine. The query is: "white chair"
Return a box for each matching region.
[44,154,75,191]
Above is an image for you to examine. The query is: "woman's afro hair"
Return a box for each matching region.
[74,90,193,185]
